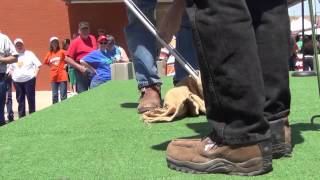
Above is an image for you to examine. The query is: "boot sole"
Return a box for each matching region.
[167,155,272,176]
[137,106,158,114]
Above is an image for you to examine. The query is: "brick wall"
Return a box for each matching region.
[67,3,128,49]
[0,0,70,90]
[0,0,128,90]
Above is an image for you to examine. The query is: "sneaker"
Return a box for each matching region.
[166,137,272,176]
[7,114,14,122]
[270,117,292,158]
[137,85,161,114]
[0,121,6,126]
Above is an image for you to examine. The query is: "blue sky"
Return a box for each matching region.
[289,0,320,16]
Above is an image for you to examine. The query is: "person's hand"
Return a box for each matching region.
[158,0,186,43]
[6,71,12,78]
[79,65,87,74]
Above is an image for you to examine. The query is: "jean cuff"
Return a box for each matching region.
[138,80,162,89]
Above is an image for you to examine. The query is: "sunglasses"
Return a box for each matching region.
[100,41,113,45]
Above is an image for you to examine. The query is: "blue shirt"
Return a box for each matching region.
[82,50,113,82]
[107,45,121,61]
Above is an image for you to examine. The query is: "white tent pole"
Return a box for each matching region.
[307,0,320,96]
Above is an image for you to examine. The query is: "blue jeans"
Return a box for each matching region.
[5,77,14,121]
[0,74,7,124]
[90,79,107,89]
[125,0,160,89]
[13,78,36,118]
[51,81,67,104]
[125,0,198,88]
[75,69,90,93]
[174,13,199,83]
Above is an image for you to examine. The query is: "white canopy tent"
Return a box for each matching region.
[291,17,312,32]
[298,27,320,35]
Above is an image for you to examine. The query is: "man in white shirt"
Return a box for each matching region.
[10,38,41,118]
[0,32,18,126]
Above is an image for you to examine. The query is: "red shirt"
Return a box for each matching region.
[44,49,68,82]
[66,35,97,62]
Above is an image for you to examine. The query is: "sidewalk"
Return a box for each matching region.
[5,91,59,120]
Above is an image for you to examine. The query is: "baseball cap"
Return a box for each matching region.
[14,38,24,45]
[49,36,59,43]
[97,35,107,42]
[78,21,90,29]
[106,35,114,42]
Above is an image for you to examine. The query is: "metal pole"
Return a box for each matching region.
[308,0,320,96]
[302,0,305,63]
[314,0,317,24]
[123,0,200,80]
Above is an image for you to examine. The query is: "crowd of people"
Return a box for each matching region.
[289,34,320,71]
[0,21,131,125]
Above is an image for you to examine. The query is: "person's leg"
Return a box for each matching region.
[5,76,14,121]
[303,56,313,71]
[75,69,89,93]
[13,81,26,118]
[0,75,7,125]
[90,79,106,89]
[25,78,36,114]
[124,0,162,113]
[173,13,199,84]
[125,0,161,88]
[195,1,269,145]
[59,81,68,101]
[166,0,272,175]
[68,67,76,93]
[310,57,314,70]
[247,0,292,158]
[51,82,59,104]
[289,55,296,71]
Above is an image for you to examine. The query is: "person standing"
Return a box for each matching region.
[124,0,199,113]
[10,38,41,118]
[0,32,18,126]
[65,21,97,93]
[62,39,77,96]
[104,35,121,62]
[160,0,291,175]
[44,37,68,104]
[80,35,113,88]
[103,35,129,63]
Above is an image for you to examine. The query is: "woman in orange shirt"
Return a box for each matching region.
[44,37,68,104]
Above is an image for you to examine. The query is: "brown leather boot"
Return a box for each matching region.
[137,85,161,114]
[166,137,272,175]
[270,117,292,158]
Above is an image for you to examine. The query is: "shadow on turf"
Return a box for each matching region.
[151,121,320,151]
[120,102,139,108]
[291,122,320,147]
[151,122,211,151]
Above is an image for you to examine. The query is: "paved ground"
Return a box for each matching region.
[5,91,75,121]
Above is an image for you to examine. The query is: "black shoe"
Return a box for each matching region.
[7,115,14,122]
[0,121,6,126]
[270,117,292,159]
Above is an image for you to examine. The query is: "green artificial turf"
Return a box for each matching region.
[0,75,320,179]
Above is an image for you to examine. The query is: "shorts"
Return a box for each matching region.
[68,67,76,85]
